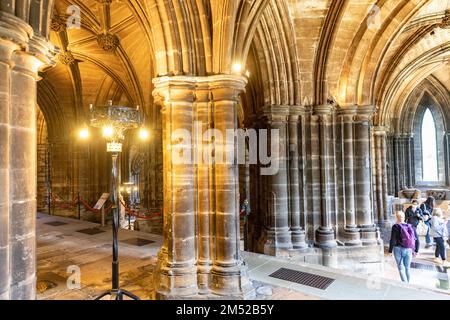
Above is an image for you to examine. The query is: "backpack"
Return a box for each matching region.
[397,224,416,250]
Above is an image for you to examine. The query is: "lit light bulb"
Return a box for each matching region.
[232,63,242,74]
[79,128,89,139]
[139,128,149,140]
[103,126,113,138]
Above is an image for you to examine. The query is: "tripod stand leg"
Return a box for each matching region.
[121,290,141,300]
[94,291,112,300]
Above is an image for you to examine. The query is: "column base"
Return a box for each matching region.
[359,225,380,246]
[210,261,255,299]
[291,229,309,250]
[197,262,212,295]
[344,226,362,246]
[264,228,293,257]
[154,251,198,299]
[10,276,36,300]
[316,227,337,248]
[377,220,393,244]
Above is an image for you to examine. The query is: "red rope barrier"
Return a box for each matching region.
[79,196,113,214]
[50,192,160,219]
[50,193,78,210]
[118,199,161,220]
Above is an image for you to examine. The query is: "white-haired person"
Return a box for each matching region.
[389,211,416,283]
[430,208,449,266]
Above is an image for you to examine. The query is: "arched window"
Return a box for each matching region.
[421,108,438,181]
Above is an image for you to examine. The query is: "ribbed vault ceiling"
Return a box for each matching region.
[38,0,450,137]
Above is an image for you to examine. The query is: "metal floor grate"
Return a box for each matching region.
[269,268,335,290]
[76,228,106,235]
[121,237,155,247]
[411,262,448,274]
[44,221,68,227]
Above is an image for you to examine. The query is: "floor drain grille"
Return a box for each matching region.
[76,228,106,235]
[44,221,68,227]
[269,268,335,290]
[121,238,155,247]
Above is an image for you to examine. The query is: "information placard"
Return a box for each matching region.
[94,193,110,210]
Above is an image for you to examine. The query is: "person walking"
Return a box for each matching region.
[405,199,423,254]
[420,196,435,248]
[430,208,449,266]
[389,211,416,283]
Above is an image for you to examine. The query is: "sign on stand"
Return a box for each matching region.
[94,193,110,226]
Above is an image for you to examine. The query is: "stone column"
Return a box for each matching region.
[354,106,378,245]
[338,107,361,246]
[194,81,212,295]
[373,126,389,224]
[300,107,313,241]
[393,134,402,195]
[209,75,253,298]
[314,105,337,248]
[0,13,54,300]
[406,134,415,187]
[153,75,253,299]
[386,134,395,196]
[261,106,293,256]
[153,77,198,298]
[445,133,450,186]
[0,36,16,301]
[288,108,307,249]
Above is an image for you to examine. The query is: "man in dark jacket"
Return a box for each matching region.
[420,196,435,248]
[405,200,423,253]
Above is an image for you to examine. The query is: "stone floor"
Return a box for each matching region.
[382,237,450,292]
[36,213,450,300]
[36,213,313,300]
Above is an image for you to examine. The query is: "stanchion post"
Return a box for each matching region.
[78,192,81,220]
[48,193,51,216]
[102,205,105,227]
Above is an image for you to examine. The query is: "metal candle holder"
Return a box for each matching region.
[90,101,141,300]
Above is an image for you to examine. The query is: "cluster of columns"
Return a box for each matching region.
[0,13,54,299]
[372,126,390,226]
[249,104,380,255]
[257,106,309,256]
[152,75,254,299]
[390,133,415,194]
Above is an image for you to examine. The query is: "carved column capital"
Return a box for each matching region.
[207,74,247,101]
[313,104,335,115]
[153,75,247,106]
[152,76,197,110]
[354,105,376,123]
[373,126,388,137]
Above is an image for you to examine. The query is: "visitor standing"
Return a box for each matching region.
[389,211,416,283]
[405,200,423,254]
[430,208,449,266]
[420,196,435,248]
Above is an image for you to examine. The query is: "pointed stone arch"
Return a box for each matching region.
[248,0,301,109]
